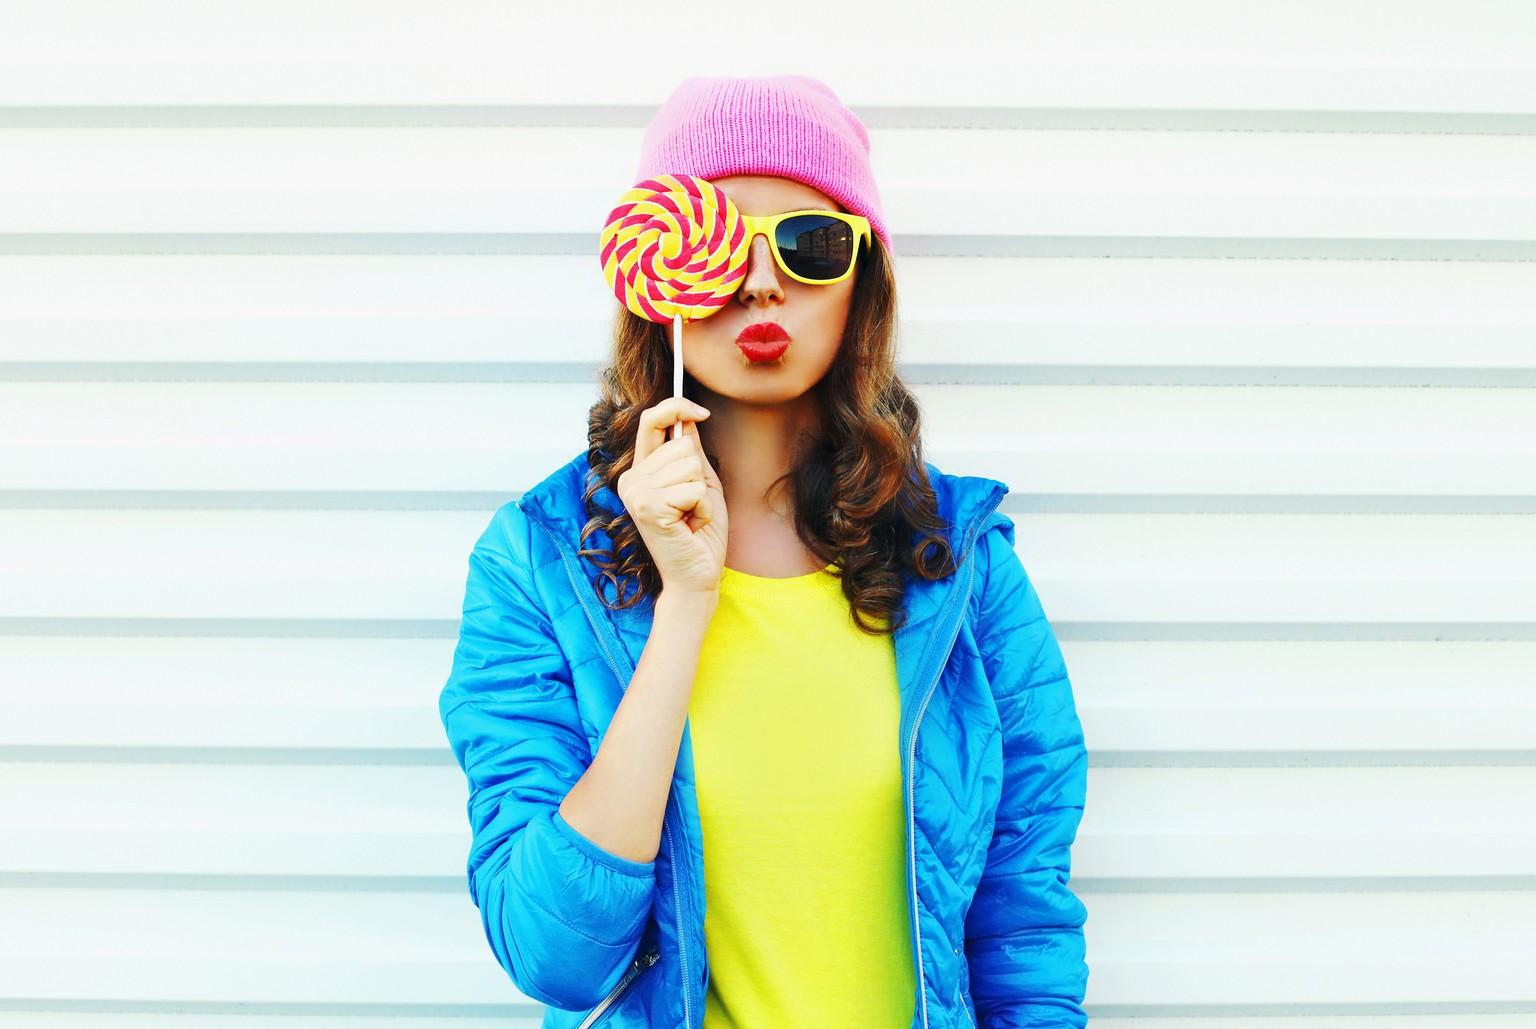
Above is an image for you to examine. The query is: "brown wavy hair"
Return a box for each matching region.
[578,234,956,635]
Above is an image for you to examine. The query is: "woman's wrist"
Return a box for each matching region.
[656,586,719,623]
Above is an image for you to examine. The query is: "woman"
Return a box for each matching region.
[440,75,1089,1029]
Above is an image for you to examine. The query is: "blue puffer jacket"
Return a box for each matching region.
[440,449,1090,1029]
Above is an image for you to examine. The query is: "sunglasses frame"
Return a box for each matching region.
[734,209,872,286]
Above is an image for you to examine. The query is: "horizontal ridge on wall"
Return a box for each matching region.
[0,105,1534,134]
[2,618,1533,642]
[4,491,1536,515]
[3,233,1535,262]
[2,363,1533,388]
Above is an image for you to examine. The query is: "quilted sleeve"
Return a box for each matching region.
[439,504,657,1012]
[963,521,1090,1028]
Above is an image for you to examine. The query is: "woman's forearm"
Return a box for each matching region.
[558,588,717,864]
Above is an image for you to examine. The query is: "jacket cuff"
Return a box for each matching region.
[551,807,657,878]
[482,807,655,1009]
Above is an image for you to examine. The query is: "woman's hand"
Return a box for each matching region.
[617,397,728,598]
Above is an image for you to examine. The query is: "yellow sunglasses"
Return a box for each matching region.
[734,209,872,286]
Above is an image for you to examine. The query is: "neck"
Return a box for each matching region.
[691,384,821,518]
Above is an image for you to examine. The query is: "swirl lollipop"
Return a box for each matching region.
[599,174,748,438]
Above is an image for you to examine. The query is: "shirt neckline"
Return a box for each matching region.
[718,561,842,598]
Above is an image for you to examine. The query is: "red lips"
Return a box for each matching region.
[736,322,790,363]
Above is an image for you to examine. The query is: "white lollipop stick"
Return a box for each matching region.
[670,311,683,441]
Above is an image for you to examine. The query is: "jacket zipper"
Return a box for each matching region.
[524,508,695,1029]
[908,493,1004,1029]
[576,944,661,1029]
[662,811,693,1029]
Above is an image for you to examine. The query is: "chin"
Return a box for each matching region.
[732,385,808,404]
[697,376,815,406]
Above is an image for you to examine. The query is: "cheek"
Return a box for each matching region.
[804,280,853,318]
[822,287,855,335]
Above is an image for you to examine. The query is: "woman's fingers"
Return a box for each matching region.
[644,481,709,528]
[631,434,705,478]
[632,396,710,468]
[638,450,708,490]
[618,395,725,597]
[686,488,714,529]
[619,438,704,515]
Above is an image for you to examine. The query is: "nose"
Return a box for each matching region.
[736,231,784,306]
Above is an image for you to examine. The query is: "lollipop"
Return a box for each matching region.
[599,174,748,438]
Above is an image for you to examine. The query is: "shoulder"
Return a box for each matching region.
[463,494,579,617]
[455,502,539,620]
[512,448,613,554]
[472,499,535,567]
[918,461,1010,558]
[902,465,1028,653]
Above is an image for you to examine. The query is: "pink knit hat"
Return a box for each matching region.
[634,75,892,255]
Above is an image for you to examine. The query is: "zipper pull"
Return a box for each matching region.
[575,944,662,1029]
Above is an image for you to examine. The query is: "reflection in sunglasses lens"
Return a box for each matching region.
[775,215,855,281]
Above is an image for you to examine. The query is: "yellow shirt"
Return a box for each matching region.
[687,562,916,1029]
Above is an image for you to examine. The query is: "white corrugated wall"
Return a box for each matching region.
[2,2,1534,1026]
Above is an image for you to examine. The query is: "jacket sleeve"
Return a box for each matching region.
[439,504,657,1011]
[963,519,1090,1028]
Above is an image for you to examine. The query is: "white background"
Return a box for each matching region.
[1,1,1535,1025]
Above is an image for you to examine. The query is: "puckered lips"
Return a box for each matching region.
[735,322,790,363]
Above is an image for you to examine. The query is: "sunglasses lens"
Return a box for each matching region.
[773,214,857,281]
